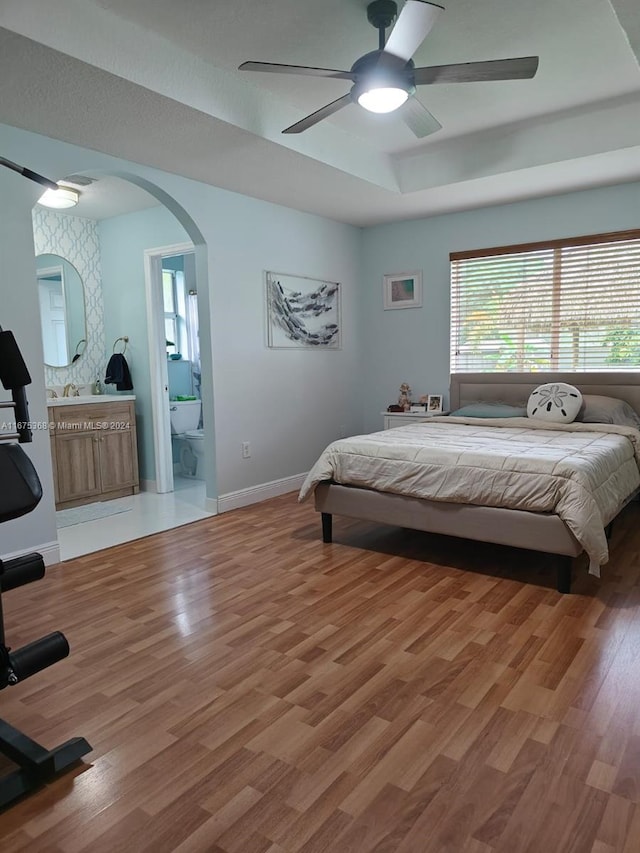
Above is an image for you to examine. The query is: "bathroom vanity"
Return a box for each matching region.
[48,396,139,509]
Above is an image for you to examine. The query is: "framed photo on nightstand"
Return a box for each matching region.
[427,394,443,413]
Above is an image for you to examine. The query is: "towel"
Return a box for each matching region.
[105,353,133,391]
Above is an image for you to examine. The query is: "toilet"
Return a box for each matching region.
[169,400,204,479]
[183,429,205,480]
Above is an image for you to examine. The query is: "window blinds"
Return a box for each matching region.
[450,230,640,373]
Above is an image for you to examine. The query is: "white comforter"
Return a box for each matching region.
[299,417,640,575]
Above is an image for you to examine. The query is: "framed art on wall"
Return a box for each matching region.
[266,271,341,349]
[383,271,422,310]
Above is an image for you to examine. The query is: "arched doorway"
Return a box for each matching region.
[33,171,216,557]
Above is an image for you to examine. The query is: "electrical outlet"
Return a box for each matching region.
[242,441,251,459]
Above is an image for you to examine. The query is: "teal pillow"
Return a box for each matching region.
[450,403,528,418]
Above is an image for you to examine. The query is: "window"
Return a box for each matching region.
[450,230,640,373]
[163,268,187,356]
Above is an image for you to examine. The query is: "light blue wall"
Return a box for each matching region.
[361,181,640,432]
[98,206,190,481]
[205,191,363,495]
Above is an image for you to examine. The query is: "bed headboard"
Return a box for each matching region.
[450,373,640,413]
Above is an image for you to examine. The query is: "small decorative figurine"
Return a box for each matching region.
[398,382,412,411]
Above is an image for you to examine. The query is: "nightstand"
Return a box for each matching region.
[382,411,449,429]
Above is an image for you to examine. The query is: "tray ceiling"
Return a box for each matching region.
[0,0,638,225]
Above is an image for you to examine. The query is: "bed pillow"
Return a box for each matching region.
[578,395,640,429]
[527,382,582,423]
[449,403,527,418]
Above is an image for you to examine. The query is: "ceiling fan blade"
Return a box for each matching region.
[383,1,443,63]
[282,93,352,134]
[414,56,539,85]
[401,97,442,138]
[239,61,354,80]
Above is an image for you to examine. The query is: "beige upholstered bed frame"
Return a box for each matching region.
[314,373,640,593]
[448,372,640,414]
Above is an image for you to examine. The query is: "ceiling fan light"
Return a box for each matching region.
[357,86,408,114]
[37,186,79,209]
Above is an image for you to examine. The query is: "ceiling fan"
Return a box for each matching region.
[239,0,538,137]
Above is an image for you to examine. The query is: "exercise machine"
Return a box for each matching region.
[0,325,91,809]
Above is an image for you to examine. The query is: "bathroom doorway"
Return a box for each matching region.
[32,170,216,560]
[164,251,203,492]
[144,242,203,494]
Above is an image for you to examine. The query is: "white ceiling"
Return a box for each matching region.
[0,0,639,225]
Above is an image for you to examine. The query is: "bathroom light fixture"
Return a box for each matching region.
[37,185,79,209]
[357,86,409,113]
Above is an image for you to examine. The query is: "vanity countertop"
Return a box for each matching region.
[47,394,136,407]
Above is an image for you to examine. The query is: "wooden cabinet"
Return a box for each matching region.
[54,431,101,504]
[49,400,139,509]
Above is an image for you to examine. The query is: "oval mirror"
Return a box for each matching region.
[36,253,87,368]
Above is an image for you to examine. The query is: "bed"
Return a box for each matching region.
[299,373,640,593]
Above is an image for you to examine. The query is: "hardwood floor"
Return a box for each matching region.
[2,493,640,851]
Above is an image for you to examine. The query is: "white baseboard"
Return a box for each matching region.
[204,496,219,514]
[217,472,307,513]
[1,541,61,567]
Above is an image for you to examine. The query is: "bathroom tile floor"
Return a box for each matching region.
[57,476,213,561]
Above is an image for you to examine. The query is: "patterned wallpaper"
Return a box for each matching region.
[32,207,106,388]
